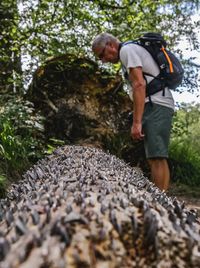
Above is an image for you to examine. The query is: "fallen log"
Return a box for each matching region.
[0,145,199,268]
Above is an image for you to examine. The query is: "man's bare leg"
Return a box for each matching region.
[148,158,170,191]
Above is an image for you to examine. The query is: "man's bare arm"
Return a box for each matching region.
[129,67,146,140]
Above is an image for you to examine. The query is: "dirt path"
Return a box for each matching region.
[168,183,200,217]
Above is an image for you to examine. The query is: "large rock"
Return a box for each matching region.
[0,145,199,267]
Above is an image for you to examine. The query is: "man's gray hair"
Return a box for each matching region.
[92,33,120,50]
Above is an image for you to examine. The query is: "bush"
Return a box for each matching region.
[169,140,200,186]
[0,95,45,193]
[169,103,200,186]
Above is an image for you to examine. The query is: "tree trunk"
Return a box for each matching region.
[0,0,22,93]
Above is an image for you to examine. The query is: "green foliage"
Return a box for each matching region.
[0,95,45,182]
[1,0,199,92]
[170,103,200,185]
[0,174,7,197]
[45,138,65,155]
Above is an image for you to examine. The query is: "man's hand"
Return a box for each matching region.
[131,122,144,140]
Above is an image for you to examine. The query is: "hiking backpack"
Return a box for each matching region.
[120,33,184,97]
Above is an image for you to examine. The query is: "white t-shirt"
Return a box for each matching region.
[119,43,175,110]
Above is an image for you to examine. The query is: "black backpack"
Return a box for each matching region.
[120,33,184,97]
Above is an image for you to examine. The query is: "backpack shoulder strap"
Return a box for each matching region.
[118,40,139,53]
[119,40,158,79]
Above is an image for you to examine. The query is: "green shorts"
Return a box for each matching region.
[142,103,174,159]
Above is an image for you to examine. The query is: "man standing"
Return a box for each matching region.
[92,33,174,191]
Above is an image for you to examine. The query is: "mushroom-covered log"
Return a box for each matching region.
[0,145,199,268]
